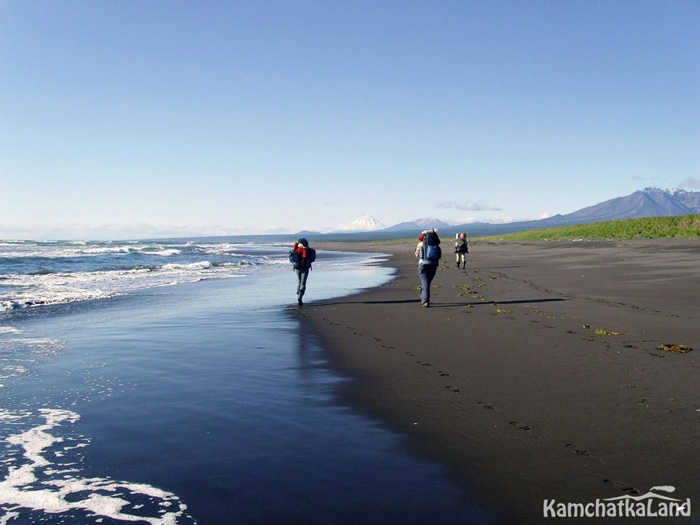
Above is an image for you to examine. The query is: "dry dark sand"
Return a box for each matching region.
[295,239,700,524]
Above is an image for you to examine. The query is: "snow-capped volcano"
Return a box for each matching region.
[335,214,385,232]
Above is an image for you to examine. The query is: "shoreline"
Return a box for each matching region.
[295,239,700,523]
[1,250,472,524]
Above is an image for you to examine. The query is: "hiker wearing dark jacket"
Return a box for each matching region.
[415,229,441,307]
[455,232,469,269]
[289,237,315,306]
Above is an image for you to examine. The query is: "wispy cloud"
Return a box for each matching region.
[678,177,700,189]
[436,201,502,212]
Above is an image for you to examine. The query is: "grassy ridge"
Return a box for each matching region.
[479,214,700,241]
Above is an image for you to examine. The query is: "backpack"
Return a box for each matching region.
[420,230,441,265]
[455,237,469,253]
[424,230,440,247]
[289,243,316,269]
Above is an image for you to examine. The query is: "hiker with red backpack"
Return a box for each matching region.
[289,237,316,306]
[415,229,441,307]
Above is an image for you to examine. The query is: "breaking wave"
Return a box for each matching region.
[0,241,291,312]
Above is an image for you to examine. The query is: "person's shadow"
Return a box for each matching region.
[313,298,566,308]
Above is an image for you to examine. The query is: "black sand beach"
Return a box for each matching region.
[296,239,700,524]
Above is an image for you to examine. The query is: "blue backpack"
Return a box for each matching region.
[420,230,441,265]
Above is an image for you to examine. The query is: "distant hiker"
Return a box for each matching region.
[415,229,441,307]
[455,232,469,269]
[289,237,316,306]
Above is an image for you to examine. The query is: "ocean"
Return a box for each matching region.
[0,240,494,524]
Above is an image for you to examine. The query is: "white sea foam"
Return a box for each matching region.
[0,262,245,311]
[0,242,187,259]
[0,245,130,259]
[0,240,291,311]
[0,408,191,523]
[0,333,67,387]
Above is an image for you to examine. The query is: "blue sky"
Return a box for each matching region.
[1,1,698,240]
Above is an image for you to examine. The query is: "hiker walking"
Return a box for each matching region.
[415,229,441,307]
[455,232,469,269]
[289,237,316,306]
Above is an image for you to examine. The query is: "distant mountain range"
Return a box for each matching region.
[550,188,700,224]
[383,218,454,232]
[166,188,700,245]
[330,188,700,239]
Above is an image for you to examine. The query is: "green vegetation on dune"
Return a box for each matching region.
[479,214,700,241]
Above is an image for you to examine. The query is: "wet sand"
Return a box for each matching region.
[296,239,700,523]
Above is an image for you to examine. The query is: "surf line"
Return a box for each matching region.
[0,408,191,524]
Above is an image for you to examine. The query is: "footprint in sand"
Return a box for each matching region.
[603,479,640,495]
[565,443,592,456]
